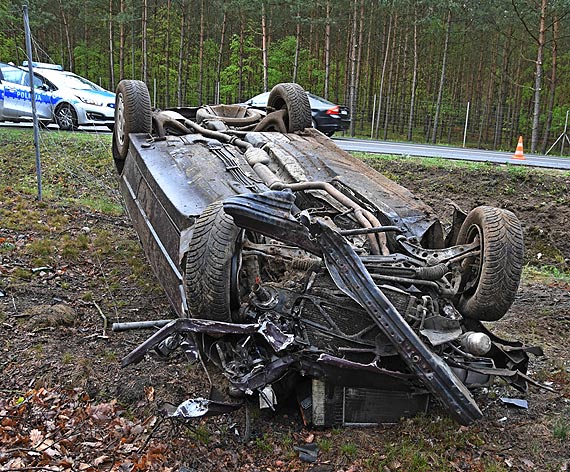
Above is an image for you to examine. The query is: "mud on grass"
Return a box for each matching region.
[0,133,569,471]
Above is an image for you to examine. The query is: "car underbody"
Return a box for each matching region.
[111,81,544,429]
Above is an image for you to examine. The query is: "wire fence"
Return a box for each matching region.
[346,98,570,156]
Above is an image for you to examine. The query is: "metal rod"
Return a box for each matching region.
[112,319,174,332]
[339,225,403,236]
[562,109,569,155]
[370,94,376,139]
[546,109,569,156]
[23,5,42,201]
[462,101,470,148]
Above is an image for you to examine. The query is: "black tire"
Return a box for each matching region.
[185,202,241,322]
[267,83,312,132]
[55,103,78,131]
[113,80,152,159]
[324,131,335,137]
[456,206,524,321]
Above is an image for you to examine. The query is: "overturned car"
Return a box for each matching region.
[112,80,541,427]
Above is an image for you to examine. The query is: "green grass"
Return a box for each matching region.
[340,441,358,458]
[0,128,119,217]
[523,265,570,284]
[254,433,273,452]
[0,128,163,298]
[356,151,570,178]
[553,420,569,441]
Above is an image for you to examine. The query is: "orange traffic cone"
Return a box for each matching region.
[513,136,525,160]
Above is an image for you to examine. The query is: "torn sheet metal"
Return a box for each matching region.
[500,397,529,409]
[120,317,294,367]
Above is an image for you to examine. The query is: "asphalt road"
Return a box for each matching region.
[333,137,570,170]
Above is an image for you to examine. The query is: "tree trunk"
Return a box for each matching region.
[164,0,172,107]
[198,0,205,104]
[119,0,125,80]
[238,12,245,101]
[383,14,398,140]
[58,0,73,71]
[407,8,418,141]
[141,0,148,83]
[540,14,557,153]
[363,2,374,133]
[531,0,547,153]
[261,2,269,92]
[348,0,359,136]
[215,10,227,104]
[431,9,452,144]
[493,32,511,149]
[374,12,393,139]
[177,0,186,106]
[293,4,301,83]
[355,0,365,133]
[108,0,115,90]
[324,0,331,100]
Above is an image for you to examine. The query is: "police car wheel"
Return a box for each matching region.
[55,104,78,131]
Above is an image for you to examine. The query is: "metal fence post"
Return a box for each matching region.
[463,101,470,148]
[23,4,42,201]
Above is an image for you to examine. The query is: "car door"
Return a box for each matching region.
[0,66,4,119]
[0,63,29,118]
[0,63,53,120]
[23,72,55,120]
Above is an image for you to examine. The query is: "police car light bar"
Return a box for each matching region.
[22,61,63,71]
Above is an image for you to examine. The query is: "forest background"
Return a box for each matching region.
[1,0,569,153]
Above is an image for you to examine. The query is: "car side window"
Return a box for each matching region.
[0,64,26,85]
[23,73,46,89]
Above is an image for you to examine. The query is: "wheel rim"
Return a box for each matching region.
[57,105,74,129]
[116,93,126,147]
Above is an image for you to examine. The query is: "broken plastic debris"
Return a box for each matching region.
[166,398,210,418]
[162,398,242,419]
[293,443,319,463]
[500,397,528,409]
[259,385,276,410]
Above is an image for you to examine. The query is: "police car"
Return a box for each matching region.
[0,61,57,126]
[29,63,116,130]
[0,61,115,130]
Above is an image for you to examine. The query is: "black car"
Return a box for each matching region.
[243,90,350,136]
[111,80,541,429]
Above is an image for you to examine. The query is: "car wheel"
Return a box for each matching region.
[456,206,524,321]
[267,83,312,133]
[324,131,335,137]
[113,80,152,160]
[185,201,242,322]
[55,103,78,131]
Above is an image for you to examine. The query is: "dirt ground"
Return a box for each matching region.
[1,155,569,471]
